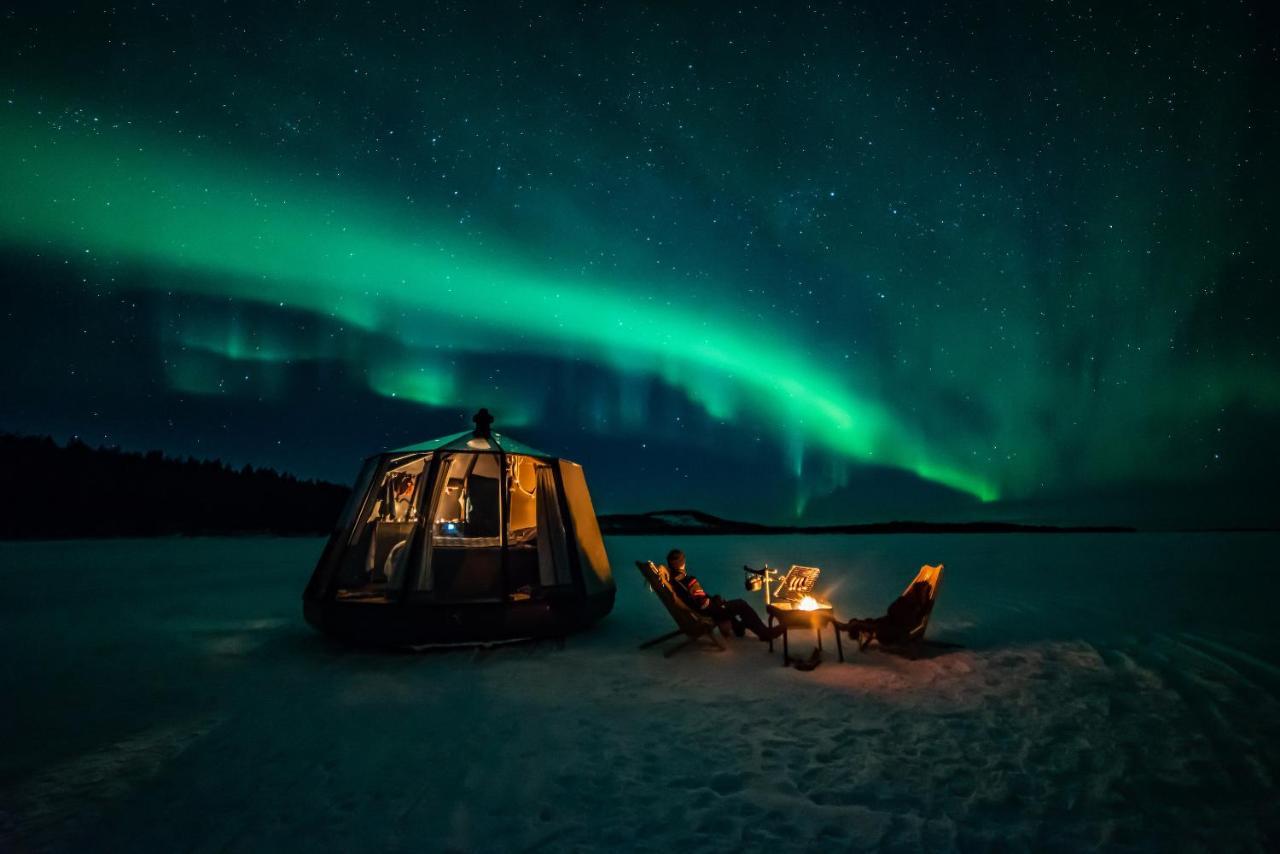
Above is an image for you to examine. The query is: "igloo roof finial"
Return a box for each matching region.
[472,407,494,439]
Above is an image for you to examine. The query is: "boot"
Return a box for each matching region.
[759,624,786,642]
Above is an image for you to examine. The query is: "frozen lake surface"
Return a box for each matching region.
[2,533,1278,852]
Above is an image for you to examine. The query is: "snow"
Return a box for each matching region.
[2,533,1278,851]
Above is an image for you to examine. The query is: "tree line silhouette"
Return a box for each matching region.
[0,434,351,539]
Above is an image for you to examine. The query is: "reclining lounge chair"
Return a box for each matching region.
[635,560,726,657]
[847,564,945,657]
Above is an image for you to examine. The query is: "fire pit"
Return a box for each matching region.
[766,597,844,666]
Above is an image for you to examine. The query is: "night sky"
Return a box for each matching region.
[1,2,1276,528]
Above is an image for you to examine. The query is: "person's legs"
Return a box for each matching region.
[858,617,897,649]
[842,618,873,637]
[720,599,778,640]
[841,618,879,649]
[703,600,739,637]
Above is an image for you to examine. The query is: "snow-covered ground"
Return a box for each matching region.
[2,533,1278,852]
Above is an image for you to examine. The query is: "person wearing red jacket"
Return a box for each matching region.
[666,549,783,641]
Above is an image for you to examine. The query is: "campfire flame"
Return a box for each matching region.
[797,595,821,611]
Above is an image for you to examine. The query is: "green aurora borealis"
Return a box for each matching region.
[0,117,996,502]
[1,2,1276,525]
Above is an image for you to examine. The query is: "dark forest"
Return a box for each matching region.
[0,434,350,539]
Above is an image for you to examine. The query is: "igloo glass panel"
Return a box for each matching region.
[427,452,503,600]
[505,454,540,593]
[432,452,502,543]
[333,453,428,600]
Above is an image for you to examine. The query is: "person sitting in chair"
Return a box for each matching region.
[842,580,933,650]
[390,474,416,522]
[666,549,783,641]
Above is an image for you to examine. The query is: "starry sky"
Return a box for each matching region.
[1,2,1276,528]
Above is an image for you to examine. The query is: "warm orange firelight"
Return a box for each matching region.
[798,595,821,611]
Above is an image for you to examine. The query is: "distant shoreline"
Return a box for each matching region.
[597,509,1137,536]
[3,435,1270,540]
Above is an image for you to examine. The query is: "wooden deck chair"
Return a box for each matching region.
[635,560,726,657]
[867,564,945,656]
